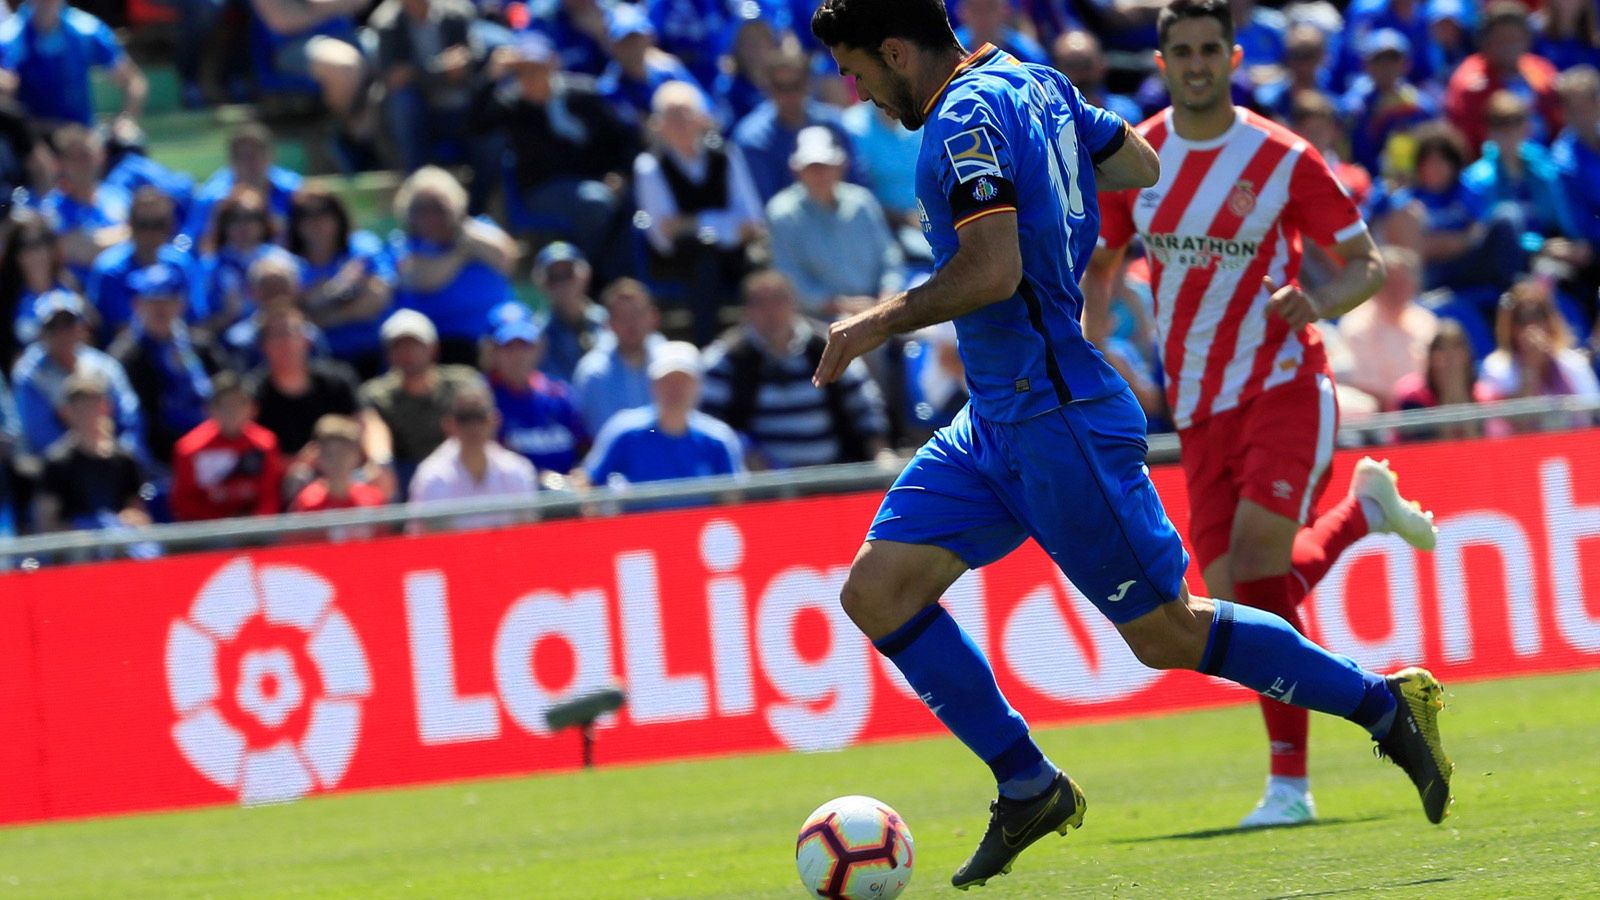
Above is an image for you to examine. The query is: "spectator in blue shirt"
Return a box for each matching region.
[526,0,613,78]
[107,263,222,466]
[1230,0,1287,70]
[597,3,702,128]
[573,277,665,434]
[2,212,75,367]
[647,0,729,87]
[840,99,927,261]
[711,4,780,129]
[390,165,519,366]
[1384,122,1528,296]
[102,119,195,229]
[1551,67,1600,251]
[1050,29,1143,129]
[40,125,130,286]
[0,0,147,127]
[1338,0,1437,93]
[195,185,285,332]
[954,0,1048,65]
[485,315,588,479]
[10,289,144,458]
[583,339,743,492]
[288,186,394,379]
[1341,29,1437,175]
[1425,0,1474,90]
[86,186,193,344]
[183,122,303,243]
[1252,23,1333,120]
[1465,90,1579,255]
[532,241,608,383]
[732,45,858,202]
[247,0,369,151]
[220,252,335,371]
[1533,0,1600,74]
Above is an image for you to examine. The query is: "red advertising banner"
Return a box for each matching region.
[2,430,1599,825]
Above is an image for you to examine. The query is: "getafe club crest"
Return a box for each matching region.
[1226,180,1257,217]
[972,177,999,203]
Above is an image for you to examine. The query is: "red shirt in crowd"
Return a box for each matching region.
[289,480,388,543]
[289,480,387,514]
[1445,53,1564,150]
[169,420,286,521]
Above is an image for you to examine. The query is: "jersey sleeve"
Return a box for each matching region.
[91,18,126,69]
[1097,188,1137,250]
[929,92,1020,231]
[1283,145,1367,247]
[1070,84,1128,166]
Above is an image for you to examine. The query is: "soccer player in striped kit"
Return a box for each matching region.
[1086,0,1442,827]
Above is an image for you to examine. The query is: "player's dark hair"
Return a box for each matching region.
[1157,0,1236,50]
[811,0,960,55]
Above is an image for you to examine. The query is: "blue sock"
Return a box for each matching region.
[876,605,1057,799]
[1199,601,1396,735]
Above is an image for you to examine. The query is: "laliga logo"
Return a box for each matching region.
[165,557,372,805]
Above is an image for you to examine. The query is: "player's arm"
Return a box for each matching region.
[1265,228,1386,329]
[1081,242,1128,345]
[1093,122,1160,192]
[812,211,1022,386]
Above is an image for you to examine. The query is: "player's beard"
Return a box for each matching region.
[886,73,925,131]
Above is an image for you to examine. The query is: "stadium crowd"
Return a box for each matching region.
[1,0,1599,542]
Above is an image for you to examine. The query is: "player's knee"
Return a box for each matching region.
[1119,595,1211,670]
[1227,538,1286,584]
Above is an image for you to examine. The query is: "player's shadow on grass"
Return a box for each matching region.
[1260,876,1454,899]
[1110,815,1385,843]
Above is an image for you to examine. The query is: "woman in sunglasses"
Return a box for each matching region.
[196,185,283,335]
[288,187,394,380]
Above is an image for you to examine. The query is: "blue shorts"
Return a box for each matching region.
[867,388,1189,625]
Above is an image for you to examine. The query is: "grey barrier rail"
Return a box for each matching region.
[2,394,1596,563]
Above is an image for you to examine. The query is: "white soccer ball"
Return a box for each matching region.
[795,795,915,899]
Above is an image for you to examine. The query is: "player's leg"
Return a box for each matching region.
[1029,391,1452,825]
[1288,458,1439,604]
[1212,500,1315,827]
[1179,403,1317,823]
[878,412,1084,891]
[849,412,1061,804]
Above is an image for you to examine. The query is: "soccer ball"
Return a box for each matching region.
[795,795,914,899]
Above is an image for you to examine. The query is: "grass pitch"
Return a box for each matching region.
[3,670,1598,898]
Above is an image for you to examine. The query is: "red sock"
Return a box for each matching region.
[1234,575,1309,779]
[1287,495,1370,605]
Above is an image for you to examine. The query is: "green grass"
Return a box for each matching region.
[3,670,1598,898]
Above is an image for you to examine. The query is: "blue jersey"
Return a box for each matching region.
[0,5,124,125]
[916,44,1129,422]
[584,406,743,486]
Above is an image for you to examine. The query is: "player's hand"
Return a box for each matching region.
[1263,276,1322,329]
[813,307,888,387]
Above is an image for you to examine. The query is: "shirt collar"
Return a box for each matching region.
[921,43,1000,120]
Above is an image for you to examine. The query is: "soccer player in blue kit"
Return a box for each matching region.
[807,0,1454,888]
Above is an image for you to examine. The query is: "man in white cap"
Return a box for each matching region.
[358,308,487,492]
[765,124,904,320]
[582,340,743,491]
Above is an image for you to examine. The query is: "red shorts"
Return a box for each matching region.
[1178,373,1339,572]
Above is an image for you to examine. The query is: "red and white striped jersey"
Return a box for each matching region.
[1099,107,1368,430]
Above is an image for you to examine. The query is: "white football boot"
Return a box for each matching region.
[1350,457,1438,552]
[1239,777,1318,828]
